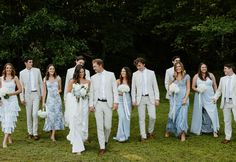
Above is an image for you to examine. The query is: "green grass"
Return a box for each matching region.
[1,88,236,162]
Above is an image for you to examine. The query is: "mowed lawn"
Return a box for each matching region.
[1,85,236,162]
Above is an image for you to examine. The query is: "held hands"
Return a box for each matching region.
[42,103,45,109]
[212,98,217,104]
[155,100,160,106]
[21,100,26,105]
[132,101,137,106]
[89,106,95,112]
[182,98,187,106]
[113,103,118,111]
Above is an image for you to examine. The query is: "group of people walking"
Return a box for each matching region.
[0,55,235,156]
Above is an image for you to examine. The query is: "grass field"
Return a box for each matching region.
[1,86,236,162]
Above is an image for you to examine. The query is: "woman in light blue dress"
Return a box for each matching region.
[190,63,219,137]
[0,63,22,148]
[165,62,190,141]
[42,64,64,142]
[113,67,132,142]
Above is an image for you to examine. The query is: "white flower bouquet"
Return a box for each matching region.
[38,105,48,118]
[72,83,89,101]
[0,87,10,100]
[169,83,180,94]
[197,84,207,93]
[117,84,130,93]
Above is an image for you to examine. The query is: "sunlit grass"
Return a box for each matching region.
[1,87,236,162]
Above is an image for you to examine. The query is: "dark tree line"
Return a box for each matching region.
[0,0,236,77]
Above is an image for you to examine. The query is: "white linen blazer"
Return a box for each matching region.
[89,70,118,108]
[131,68,160,105]
[214,74,236,108]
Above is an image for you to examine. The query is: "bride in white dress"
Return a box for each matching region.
[64,65,90,155]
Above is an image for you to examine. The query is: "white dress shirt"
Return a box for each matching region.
[28,69,37,91]
[141,68,148,96]
[99,70,106,99]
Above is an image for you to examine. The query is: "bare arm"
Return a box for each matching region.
[42,78,47,107]
[210,73,218,92]
[214,78,222,100]
[57,76,62,93]
[183,75,190,105]
[19,71,25,103]
[191,74,198,92]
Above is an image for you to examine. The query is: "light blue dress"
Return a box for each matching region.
[114,85,132,142]
[0,78,20,133]
[190,76,220,135]
[43,76,64,131]
[166,74,190,136]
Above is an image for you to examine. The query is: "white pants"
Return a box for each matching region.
[137,96,156,139]
[25,92,40,136]
[223,100,236,140]
[95,101,112,149]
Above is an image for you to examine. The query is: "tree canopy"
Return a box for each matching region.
[0,0,235,74]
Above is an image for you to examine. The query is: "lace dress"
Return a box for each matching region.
[0,77,20,133]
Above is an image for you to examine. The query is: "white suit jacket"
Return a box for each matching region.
[131,68,160,105]
[19,67,43,101]
[214,74,236,108]
[164,67,174,99]
[64,67,90,100]
[89,70,118,108]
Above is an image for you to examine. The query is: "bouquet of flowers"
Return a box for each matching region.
[197,84,207,93]
[117,84,130,93]
[72,83,89,101]
[0,87,10,100]
[169,83,180,94]
[38,105,48,118]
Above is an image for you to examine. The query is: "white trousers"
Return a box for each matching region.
[95,101,112,149]
[25,92,40,136]
[223,100,236,140]
[137,96,156,139]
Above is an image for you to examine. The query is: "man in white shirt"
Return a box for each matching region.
[131,57,160,141]
[89,59,118,156]
[213,63,236,144]
[64,55,91,141]
[19,58,43,140]
[164,56,180,99]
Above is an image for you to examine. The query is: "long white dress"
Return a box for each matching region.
[65,83,88,153]
[0,77,20,134]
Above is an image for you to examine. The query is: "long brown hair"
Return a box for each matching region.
[2,63,16,80]
[45,64,57,80]
[173,61,186,80]
[73,65,85,84]
[119,67,132,87]
[197,63,212,81]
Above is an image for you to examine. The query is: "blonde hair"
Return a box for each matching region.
[173,61,186,80]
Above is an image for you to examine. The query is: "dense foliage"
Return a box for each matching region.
[0,0,235,73]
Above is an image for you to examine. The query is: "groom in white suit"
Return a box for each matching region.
[164,56,180,99]
[19,58,43,140]
[214,63,236,144]
[64,55,90,141]
[131,57,160,141]
[89,59,118,156]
